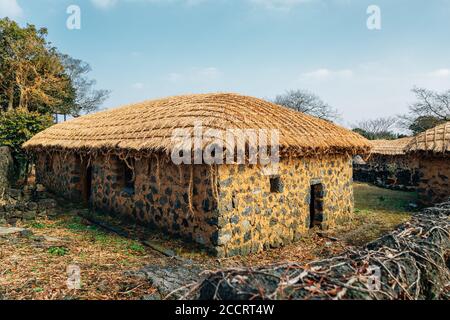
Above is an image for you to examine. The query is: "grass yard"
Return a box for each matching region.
[333,182,418,246]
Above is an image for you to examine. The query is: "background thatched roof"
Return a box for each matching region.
[406,121,450,154]
[370,137,413,155]
[23,93,371,157]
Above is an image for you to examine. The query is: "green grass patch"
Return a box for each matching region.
[47,246,69,256]
[29,222,46,229]
[336,183,418,246]
[128,242,146,254]
[354,182,418,213]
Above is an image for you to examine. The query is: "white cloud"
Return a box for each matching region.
[91,0,118,9]
[0,0,23,19]
[132,82,145,89]
[428,68,450,78]
[301,68,353,80]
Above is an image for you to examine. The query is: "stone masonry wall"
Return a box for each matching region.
[417,155,450,206]
[214,154,354,257]
[0,146,13,192]
[353,154,419,191]
[34,151,355,257]
[35,153,83,201]
[90,155,219,248]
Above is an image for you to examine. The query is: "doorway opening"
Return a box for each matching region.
[309,183,324,229]
[82,164,92,205]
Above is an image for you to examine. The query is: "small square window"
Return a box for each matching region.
[270,176,283,193]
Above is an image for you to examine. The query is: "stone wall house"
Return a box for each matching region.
[23,93,371,257]
[353,137,419,191]
[0,146,13,192]
[405,122,450,206]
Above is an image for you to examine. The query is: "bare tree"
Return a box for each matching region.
[352,117,399,140]
[399,87,450,133]
[60,54,110,117]
[274,89,339,121]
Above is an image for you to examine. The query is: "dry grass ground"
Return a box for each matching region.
[0,182,418,300]
[0,215,158,300]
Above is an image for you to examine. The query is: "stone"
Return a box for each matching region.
[230,215,239,224]
[195,235,206,245]
[22,211,37,220]
[220,177,233,187]
[0,227,32,237]
[242,207,252,216]
[159,196,168,206]
[218,232,232,245]
[26,202,38,211]
[38,199,57,209]
[128,262,203,299]
[202,198,210,212]
[241,220,251,232]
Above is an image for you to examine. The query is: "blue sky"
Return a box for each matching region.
[1,0,450,127]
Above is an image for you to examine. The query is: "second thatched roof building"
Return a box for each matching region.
[405,121,450,205]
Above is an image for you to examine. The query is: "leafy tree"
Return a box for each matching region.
[0,18,109,183]
[0,109,53,181]
[408,115,446,135]
[0,18,75,114]
[274,89,339,121]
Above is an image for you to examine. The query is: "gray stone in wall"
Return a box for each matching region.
[0,147,13,191]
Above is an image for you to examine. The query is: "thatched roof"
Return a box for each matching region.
[370,137,413,155]
[23,93,371,157]
[406,121,450,154]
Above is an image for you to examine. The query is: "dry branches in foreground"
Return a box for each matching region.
[187,202,450,300]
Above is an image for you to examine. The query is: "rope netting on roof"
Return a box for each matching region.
[23,93,371,158]
[406,121,450,154]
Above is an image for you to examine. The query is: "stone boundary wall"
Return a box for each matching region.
[0,146,13,192]
[353,154,419,191]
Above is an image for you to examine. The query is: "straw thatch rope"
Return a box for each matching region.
[23,93,371,158]
[370,137,413,156]
[406,121,450,154]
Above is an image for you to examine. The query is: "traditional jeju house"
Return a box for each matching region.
[23,93,371,257]
[353,137,419,191]
[405,121,450,206]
